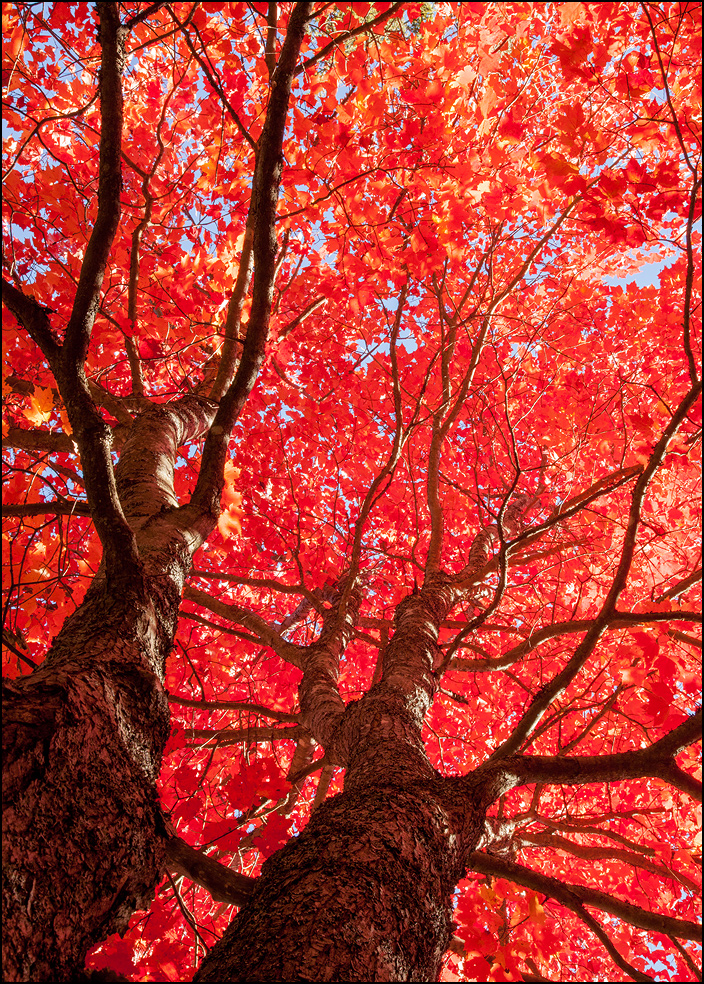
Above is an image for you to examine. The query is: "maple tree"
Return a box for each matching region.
[1,1,702,981]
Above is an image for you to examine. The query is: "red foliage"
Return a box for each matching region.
[2,2,701,981]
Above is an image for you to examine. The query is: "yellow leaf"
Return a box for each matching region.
[529,894,546,925]
[24,386,54,425]
[59,409,73,436]
[218,505,243,539]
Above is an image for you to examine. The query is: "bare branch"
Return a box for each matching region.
[182,585,304,667]
[189,1,313,521]
[474,707,703,801]
[168,692,300,723]
[298,573,363,747]
[63,3,126,369]
[166,4,257,152]
[656,567,703,603]
[1,500,91,518]
[124,1,168,31]
[164,834,255,907]
[451,611,702,673]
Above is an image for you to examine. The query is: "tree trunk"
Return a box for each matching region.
[195,691,485,983]
[2,572,175,981]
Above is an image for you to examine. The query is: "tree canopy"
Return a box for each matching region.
[2,2,701,982]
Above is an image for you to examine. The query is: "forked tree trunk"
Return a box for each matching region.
[194,691,486,983]
[2,573,175,981]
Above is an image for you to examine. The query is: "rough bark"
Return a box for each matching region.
[194,689,484,983]
[2,577,174,981]
[1,394,218,980]
[193,567,488,983]
[1,6,314,976]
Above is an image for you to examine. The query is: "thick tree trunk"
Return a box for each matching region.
[195,691,485,983]
[2,572,176,981]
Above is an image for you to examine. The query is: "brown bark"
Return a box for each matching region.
[1,396,218,980]
[1,7,317,977]
[2,392,231,980]
[194,689,483,983]
[189,558,701,982]
[2,578,173,981]
[193,571,488,983]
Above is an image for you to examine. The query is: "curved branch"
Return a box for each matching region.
[451,611,702,672]
[656,568,703,603]
[187,724,302,747]
[572,904,656,982]
[475,707,703,802]
[182,585,304,667]
[297,2,406,76]
[516,830,700,893]
[466,851,701,942]
[1,279,60,363]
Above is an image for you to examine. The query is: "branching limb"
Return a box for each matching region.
[516,829,700,893]
[182,585,304,667]
[167,4,256,152]
[1,500,91,518]
[208,222,255,402]
[656,567,703,602]
[297,2,406,76]
[450,611,702,673]
[167,692,300,723]
[63,2,126,369]
[189,1,312,522]
[190,569,325,612]
[187,724,302,747]
[570,904,656,982]
[471,707,702,801]
[2,425,77,454]
[2,6,140,581]
[466,851,701,942]
[299,573,363,747]
[682,174,702,386]
[488,381,702,760]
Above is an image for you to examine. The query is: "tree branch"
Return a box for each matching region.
[182,585,304,667]
[656,567,702,603]
[466,852,701,941]
[164,834,255,907]
[1,500,91,518]
[1,279,60,363]
[63,2,126,369]
[298,573,363,747]
[451,611,702,673]
[488,381,702,760]
[168,692,300,723]
[474,707,703,802]
[2,426,77,454]
[297,2,406,76]
[189,0,312,521]
[167,3,257,152]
